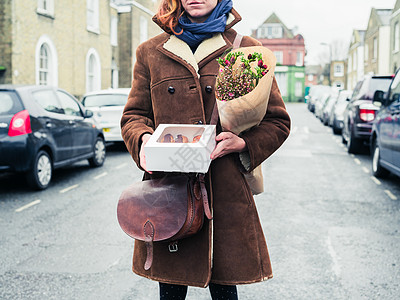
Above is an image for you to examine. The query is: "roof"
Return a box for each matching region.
[376,9,392,26]
[260,12,294,39]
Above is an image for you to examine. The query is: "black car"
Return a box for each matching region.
[371,69,400,178]
[342,75,392,153]
[0,85,106,189]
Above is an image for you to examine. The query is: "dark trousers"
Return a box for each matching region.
[159,282,238,300]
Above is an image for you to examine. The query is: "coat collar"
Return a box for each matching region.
[155,8,241,76]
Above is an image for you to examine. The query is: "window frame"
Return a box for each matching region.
[87,0,100,34]
[37,0,54,18]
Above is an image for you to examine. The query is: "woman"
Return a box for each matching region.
[121,0,291,299]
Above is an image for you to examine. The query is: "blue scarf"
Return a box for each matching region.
[174,0,233,50]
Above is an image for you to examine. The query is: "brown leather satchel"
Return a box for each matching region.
[117,174,212,270]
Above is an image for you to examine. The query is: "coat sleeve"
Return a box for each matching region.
[238,77,291,172]
[120,44,155,170]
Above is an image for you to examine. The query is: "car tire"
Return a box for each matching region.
[372,141,390,178]
[347,127,362,154]
[26,150,53,190]
[332,123,341,135]
[88,137,106,167]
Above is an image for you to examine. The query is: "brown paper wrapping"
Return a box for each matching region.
[215,46,277,195]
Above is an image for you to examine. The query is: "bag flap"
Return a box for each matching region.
[117,176,189,242]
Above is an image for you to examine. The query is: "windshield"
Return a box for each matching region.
[82,94,128,107]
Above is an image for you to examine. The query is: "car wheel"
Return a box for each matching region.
[26,150,52,190]
[347,127,362,154]
[89,137,106,167]
[332,123,341,135]
[372,142,390,178]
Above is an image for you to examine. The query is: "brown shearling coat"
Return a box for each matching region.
[120,9,290,288]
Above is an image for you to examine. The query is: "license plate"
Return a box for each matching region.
[103,128,110,132]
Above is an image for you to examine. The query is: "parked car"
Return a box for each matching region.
[307,85,331,113]
[0,85,106,190]
[370,69,400,178]
[81,88,130,143]
[341,75,392,153]
[321,89,339,125]
[314,87,336,121]
[329,90,353,134]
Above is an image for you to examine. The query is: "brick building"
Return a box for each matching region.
[253,13,306,102]
[0,0,160,98]
[347,30,365,90]
[364,8,391,76]
[390,0,400,73]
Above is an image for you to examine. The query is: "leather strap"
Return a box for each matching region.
[233,33,243,50]
[198,174,212,220]
[143,221,154,270]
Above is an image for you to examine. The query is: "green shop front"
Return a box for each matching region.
[274,65,305,102]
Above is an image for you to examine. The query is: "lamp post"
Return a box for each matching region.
[320,42,332,86]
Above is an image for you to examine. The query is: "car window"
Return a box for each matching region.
[389,73,400,103]
[0,91,23,115]
[56,91,82,117]
[82,94,128,107]
[367,78,392,100]
[32,89,63,114]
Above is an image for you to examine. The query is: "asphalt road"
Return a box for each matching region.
[0,103,399,299]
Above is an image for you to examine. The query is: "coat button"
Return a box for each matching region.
[168,86,175,94]
[205,86,213,93]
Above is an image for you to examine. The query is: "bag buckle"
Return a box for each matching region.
[168,241,178,253]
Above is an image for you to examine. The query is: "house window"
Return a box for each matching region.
[110,16,118,46]
[308,74,314,82]
[35,35,58,86]
[39,45,49,85]
[296,52,303,66]
[373,37,378,60]
[140,16,148,43]
[86,49,101,93]
[295,81,303,97]
[274,51,283,65]
[334,63,344,77]
[87,0,99,33]
[395,22,400,53]
[37,0,54,16]
[111,59,118,89]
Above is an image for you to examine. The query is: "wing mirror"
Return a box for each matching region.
[84,109,94,118]
[373,90,384,107]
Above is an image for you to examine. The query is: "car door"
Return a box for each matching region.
[31,89,73,162]
[56,90,94,158]
[387,73,400,168]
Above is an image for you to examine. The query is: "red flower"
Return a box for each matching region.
[258,60,263,67]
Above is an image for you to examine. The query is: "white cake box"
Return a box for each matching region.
[144,124,216,173]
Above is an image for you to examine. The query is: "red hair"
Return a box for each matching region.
[155,0,184,35]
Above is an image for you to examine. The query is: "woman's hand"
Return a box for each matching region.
[140,133,152,174]
[210,132,247,160]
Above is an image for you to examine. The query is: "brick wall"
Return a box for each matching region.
[0,0,12,84]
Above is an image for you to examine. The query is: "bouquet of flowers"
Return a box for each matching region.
[215,46,276,194]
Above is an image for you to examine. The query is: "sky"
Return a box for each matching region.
[232,0,396,65]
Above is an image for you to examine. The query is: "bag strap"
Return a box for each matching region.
[210,33,243,126]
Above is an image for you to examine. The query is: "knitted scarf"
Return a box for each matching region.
[174,0,233,50]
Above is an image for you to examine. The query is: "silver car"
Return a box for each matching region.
[81,88,130,142]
